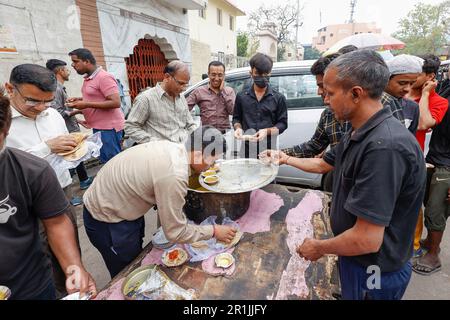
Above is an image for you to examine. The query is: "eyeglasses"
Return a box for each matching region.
[170,75,189,87]
[14,85,54,108]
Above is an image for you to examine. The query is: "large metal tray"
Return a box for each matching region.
[199,158,278,194]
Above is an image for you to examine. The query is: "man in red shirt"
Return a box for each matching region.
[407,55,449,259]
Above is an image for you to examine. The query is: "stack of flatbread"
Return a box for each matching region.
[57,132,89,162]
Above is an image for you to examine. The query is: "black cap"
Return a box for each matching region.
[46,59,67,71]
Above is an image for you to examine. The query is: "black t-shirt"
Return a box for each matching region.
[426,109,450,167]
[323,107,426,272]
[0,147,69,300]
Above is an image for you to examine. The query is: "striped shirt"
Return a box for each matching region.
[124,83,198,144]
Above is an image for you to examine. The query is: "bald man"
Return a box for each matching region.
[125,61,198,144]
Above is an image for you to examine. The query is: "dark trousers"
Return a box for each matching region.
[83,206,145,279]
[93,129,123,164]
[339,257,412,300]
[30,281,57,300]
[38,209,79,299]
[70,162,89,182]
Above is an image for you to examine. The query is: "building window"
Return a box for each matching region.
[329,33,334,37]
[198,8,206,19]
[229,16,234,31]
[217,8,222,26]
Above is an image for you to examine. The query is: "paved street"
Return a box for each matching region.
[68,165,450,299]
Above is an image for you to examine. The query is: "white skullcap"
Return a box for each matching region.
[387,54,424,75]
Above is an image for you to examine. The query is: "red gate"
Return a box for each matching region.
[125,39,168,101]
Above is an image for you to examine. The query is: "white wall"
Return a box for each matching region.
[0,0,84,96]
[96,0,193,104]
[188,0,237,56]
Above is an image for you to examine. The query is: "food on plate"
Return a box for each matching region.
[214,253,235,269]
[63,142,88,162]
[203,175,219,185]
[162,248,188,267]
[0,286,11,300]
[57,132,89,157]
[201,170,217,178]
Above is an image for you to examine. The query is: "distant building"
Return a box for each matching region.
[312,22,381,53]
[188,0,245,82]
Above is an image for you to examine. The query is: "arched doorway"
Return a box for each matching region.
[125,39,168,101]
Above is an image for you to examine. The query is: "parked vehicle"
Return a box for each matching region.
[184,61,325,188]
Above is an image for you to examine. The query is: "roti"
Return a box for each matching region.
[217,231,243,248]
[57,133,88,156]
[63,142,88,162]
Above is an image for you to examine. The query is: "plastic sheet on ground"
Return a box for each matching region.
[125,267,196,300]
[185,216,240,262]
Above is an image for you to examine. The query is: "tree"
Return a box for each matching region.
[237,32,249,57]
[394,1,450,55]
[247,1,303,45]
[304,47,321,60]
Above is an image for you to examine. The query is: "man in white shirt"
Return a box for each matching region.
[4,64,80,298]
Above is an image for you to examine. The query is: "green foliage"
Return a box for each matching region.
[237,32,249,57]
[304,47,321,60]
[394,1,450,55]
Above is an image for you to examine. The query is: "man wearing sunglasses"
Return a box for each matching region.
[125,60,197,144]
[4,64,81,298]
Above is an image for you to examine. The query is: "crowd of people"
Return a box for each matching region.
[0,45,449,301]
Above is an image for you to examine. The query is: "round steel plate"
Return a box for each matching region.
[199,159,278,194]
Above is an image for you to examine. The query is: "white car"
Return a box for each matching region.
[184,61,326,188]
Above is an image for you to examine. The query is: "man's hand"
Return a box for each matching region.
[67,97,83,103]
[214,225,237,244]
[220,79,225,92]
[254,129,268,142]
[446,188,450,205]
[66,266,97,299]
[259,150,289,166]
[66,100,89,110]
[46,135,77,154]
[234,128,244,140]
[297,238,324,262]
[423,80,438,95]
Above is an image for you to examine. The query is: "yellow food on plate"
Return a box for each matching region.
[201,170,217,177]
[204,176,219,185]
[215,253,235,269]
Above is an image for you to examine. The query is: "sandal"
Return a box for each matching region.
[412,261,442,276]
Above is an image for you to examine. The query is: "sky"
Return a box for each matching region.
[234,0,444,44]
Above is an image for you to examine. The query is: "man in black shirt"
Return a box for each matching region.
[0,96,96,300]
[233,53,288,158]
[413,109,450,275]
[262,50,426,300]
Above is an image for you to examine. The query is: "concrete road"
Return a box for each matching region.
[69,166,450,299]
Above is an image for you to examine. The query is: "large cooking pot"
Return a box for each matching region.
[184,175,251,224]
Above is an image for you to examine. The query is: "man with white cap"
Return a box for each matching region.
[382,54,422,135]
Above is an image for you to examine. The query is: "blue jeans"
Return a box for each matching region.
[83,206,145,278]
[339,257,412,300]
[93,129,123,163]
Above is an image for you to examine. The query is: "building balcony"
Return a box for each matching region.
[163,0,207,10]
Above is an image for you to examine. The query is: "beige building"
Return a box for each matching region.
[188,0,245,83]
[312,22,382,53]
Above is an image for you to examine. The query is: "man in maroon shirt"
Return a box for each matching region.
[187,61,235,134]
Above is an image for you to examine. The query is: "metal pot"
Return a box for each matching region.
[183,175,251,224]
